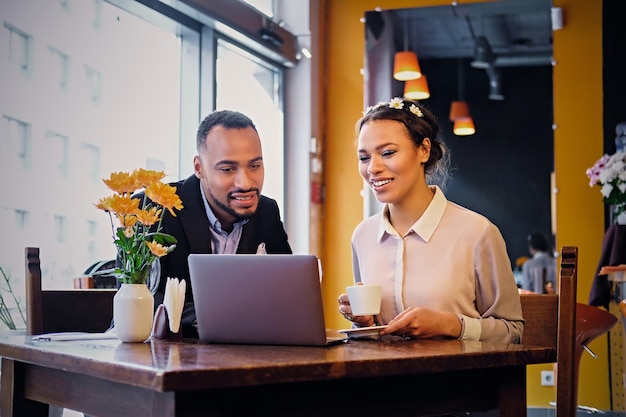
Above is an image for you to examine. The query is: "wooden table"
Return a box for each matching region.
[0,335,555,417]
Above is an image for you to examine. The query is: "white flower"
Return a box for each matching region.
[587,151,626,208]
[389,97,404,109]
[409,104,424,117]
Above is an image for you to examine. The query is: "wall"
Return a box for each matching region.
[319,0,607,409]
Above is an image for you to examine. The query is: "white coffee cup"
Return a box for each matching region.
[346,284,383,316]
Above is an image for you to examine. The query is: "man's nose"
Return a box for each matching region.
[234,170,254,190]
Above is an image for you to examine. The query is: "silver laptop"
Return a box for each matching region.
[188,254,346,346]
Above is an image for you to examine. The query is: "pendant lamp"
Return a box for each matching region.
[449,58,475,136]
[393,21,421,81]
[404,75,430,100]
[453,118,476,136]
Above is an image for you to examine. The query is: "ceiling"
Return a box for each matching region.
[389,0,554,67]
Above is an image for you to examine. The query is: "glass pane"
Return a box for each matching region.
[241,0,274,18]
[216,39,284,216]
[0,0,181,291]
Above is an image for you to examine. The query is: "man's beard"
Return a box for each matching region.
[208,188,260,222]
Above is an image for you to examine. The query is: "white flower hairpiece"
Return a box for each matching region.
[363,97,424,118]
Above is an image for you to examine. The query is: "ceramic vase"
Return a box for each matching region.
[113,283,154,343]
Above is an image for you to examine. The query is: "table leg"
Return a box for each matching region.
[1,358,49,417]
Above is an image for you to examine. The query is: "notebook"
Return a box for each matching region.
[188,253,346,346]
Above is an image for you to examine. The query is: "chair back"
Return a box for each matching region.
[520,246,577,417]
[25,247,116,335]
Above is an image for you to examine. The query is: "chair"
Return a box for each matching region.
[520,246,577,417]
[520,246,618,416]
[25,247,116,335]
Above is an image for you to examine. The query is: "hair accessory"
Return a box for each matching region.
[364,97,424,118]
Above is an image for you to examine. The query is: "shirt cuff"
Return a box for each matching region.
[457,314,481,341]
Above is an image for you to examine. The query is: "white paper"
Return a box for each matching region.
[163,277,186,333]
[32,331,118,342]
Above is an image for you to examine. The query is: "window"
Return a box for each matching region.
[83,64,101,103]
[14,209,29,230]
[54,215,67,244]
[4,23,31,72]
[48,46,71,90]
[3,116,31,169]
[0,0,296,287]
[241,0,274,17]
[216,39,284,213]
[79,142,100,183]
[45,130,69,176]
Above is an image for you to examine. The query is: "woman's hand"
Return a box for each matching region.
[379,306,462,339]
[337,291,375,327]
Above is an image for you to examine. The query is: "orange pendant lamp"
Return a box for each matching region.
[453,118,476,136]
[449,58,475,136]
[404,75,430,100]
[394,51,421,81]
[393,21,421,81]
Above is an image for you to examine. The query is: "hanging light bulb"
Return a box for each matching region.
[449,100,471,121]
[394,51,421,81]
[393,20,421,81]
[404,75,430,100]
[453,118,476,136]
[450,58,476,136]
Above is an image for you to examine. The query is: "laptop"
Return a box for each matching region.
[188,254,346,346]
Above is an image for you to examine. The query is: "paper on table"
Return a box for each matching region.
[163,277,186,333]
[32,331,118,342]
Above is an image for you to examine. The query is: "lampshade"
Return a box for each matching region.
[449,100,471,121]
[471,36,495,69]
[403,75,430,100]
[453,118,476,136]
[393,51,421,81]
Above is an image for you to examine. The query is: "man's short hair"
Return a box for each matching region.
[196,110,257,150]
[528,233,549,252]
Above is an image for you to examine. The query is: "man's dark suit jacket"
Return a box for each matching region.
[152,174,292,337]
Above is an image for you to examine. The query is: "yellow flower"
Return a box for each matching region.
[123,226,135,238]
[146,240,168,257]
[102,171,140,194]
[135,207,162,226]
[146,182,184,216]
[116,213,137,228]
[96,168,181,284]
[133,168,166,188]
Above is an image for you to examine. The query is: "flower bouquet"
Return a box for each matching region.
[95,168,183,284]
[586,151,626,224]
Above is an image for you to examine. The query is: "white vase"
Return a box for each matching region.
[113,283,154,343]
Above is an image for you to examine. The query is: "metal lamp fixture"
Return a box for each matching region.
[470,36,495,69]
[404,75,430,100]
[393,21,421,81]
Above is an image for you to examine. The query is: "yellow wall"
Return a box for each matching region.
[319,0,608,410]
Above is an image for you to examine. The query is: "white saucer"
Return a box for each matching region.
[337,325,388,338]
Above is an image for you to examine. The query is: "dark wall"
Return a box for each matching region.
[603,0,626,229]
[394,59,554,267]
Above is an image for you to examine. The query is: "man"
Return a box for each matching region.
[153,110,292,337]
[522,233,556,294]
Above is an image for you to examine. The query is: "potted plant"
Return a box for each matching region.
[95,169,183,342]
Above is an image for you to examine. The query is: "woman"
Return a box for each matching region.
[338,98,523,344]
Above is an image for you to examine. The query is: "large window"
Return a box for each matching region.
[0,0,290,304]
[216,39,284,213]
[0,0,182,291]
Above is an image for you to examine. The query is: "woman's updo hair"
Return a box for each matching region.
[356,97,450,188]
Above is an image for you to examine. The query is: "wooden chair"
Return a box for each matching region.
[25,247,116,335]
[520,246,577,417]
